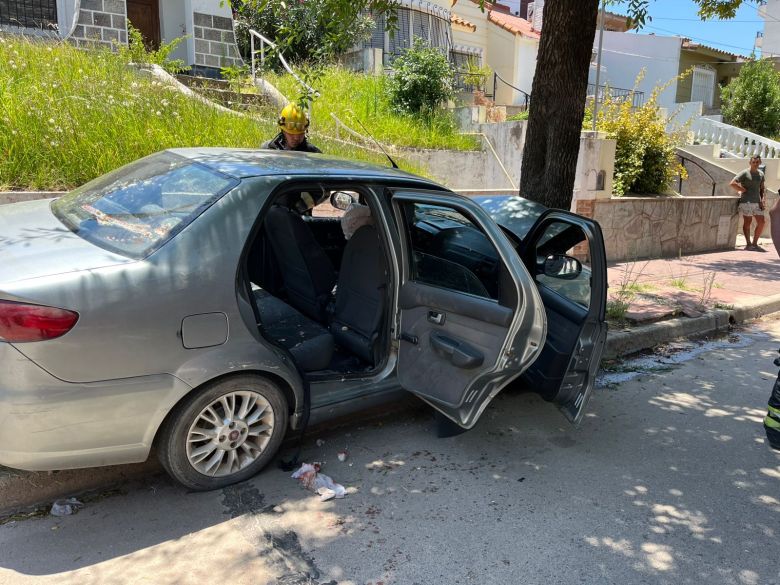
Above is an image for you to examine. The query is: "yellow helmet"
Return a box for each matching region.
[278,103,309,135]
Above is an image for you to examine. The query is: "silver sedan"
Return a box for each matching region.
[0,149,606,490]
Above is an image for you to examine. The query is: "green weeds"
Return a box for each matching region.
[264,66,479,151]
[0,36,420,191]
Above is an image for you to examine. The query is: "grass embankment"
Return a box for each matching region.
[0,37,423,191]
[266,67,479,152]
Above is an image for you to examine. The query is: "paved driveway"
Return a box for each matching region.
[1,318,779,585]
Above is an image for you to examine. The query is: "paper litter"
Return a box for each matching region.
[291,463,347,501]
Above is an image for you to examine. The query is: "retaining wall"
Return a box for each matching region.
[590,195,740,262]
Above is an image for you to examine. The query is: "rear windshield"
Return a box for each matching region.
[51,152,237,259]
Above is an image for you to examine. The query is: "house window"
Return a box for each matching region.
[0,0,58,30]
[691,66,716,109]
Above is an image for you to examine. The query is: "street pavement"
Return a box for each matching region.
[1,317,778,584]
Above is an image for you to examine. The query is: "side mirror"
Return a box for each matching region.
[542,254,582,280]
[330,191,355,211]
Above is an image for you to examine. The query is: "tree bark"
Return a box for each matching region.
[519,0,600,210]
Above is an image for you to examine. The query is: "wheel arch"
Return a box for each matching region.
[150,369,300,451]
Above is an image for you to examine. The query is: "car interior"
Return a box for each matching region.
[245,185,392,378]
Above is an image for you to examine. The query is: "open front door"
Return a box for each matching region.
[392,191,546,429]
[520,210,607,424]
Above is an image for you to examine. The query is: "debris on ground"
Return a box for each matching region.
[50,498,83,517]
[315,438,325,447]
[337,450,348,462]
[291,463,347,501]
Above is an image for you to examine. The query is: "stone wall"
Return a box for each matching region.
[677,146,779,237]
[591,196,740,262]
[193,12,241,69]
[70,0,128,48]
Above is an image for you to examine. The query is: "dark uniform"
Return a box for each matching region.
[261,133,322,153]
[764,348,780,450]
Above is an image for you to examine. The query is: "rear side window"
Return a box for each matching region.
[401,202,500,300]
[51,152,236,259]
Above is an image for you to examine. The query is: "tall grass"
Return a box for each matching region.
[0,36,422,191]
[265,67,479,151]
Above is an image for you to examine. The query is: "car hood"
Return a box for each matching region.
[473,195,548,242]
[0,199,133,286]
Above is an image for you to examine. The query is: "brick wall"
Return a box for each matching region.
[193,12,241,69]
[70,0,127,48]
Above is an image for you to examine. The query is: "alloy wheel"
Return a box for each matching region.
[185,390,275,477]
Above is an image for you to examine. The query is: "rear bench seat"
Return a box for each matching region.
[253,288,334,372]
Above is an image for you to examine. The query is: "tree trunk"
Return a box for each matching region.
[519,0,600,210]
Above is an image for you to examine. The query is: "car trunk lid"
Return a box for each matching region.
[0,199,132,286]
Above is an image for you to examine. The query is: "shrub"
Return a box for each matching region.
[119,24,189,74]
[387,39,454,115]
[721,59,780,138]
[233,0,374,67]
[594,80,686,196]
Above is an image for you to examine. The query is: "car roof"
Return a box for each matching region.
[167,147,435,184]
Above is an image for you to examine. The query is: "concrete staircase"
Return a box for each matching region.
[175,74,272,114]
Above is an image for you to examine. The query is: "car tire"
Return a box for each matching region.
[157,375,288,491]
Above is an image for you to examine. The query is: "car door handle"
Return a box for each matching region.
[430,333,484,369]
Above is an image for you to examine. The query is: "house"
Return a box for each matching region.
[592,31,742,114]
[0,0,242,74]
[353,0,540,107]
[756,0,780,58]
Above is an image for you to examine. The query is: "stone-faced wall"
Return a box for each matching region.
[590,196,740,262]
[70,0,128,47]
[193,12,241,69]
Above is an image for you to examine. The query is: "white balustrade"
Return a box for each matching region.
[691,116,780,159]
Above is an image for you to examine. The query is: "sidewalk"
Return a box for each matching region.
[608,234,779,325]
[603,234,780,358]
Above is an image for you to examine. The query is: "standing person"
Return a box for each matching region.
[729,155,767,251]
[262,103,321,153]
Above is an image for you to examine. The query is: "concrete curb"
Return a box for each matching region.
[604,293,780,360]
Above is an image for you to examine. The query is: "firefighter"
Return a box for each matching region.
[261,103,321,153]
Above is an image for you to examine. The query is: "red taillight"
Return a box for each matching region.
[0,300,79,342]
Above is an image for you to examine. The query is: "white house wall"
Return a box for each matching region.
[487,24,519,105]
[595,31,681,109]
[160,0,189,63]
[760,0,780,58]
[448,1,488,56]
[515,36,537,98]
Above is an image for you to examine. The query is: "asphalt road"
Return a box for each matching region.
[1,317,779,585]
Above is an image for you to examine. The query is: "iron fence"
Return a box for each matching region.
[0,0,58,30]
[587,83,644,108]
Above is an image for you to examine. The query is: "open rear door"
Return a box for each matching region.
[520,210,608,424]
[392,191,546,429]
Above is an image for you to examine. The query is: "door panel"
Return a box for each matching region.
[399,284,510,407]
[393,191,546,428]
[521,212,607,424]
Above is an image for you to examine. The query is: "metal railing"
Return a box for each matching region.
[453,71,494,98]
[676,154,717,197]
[492,71,530,110]
[587,83,644,108]
[248,29,318,100]
[0,0,57,30]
